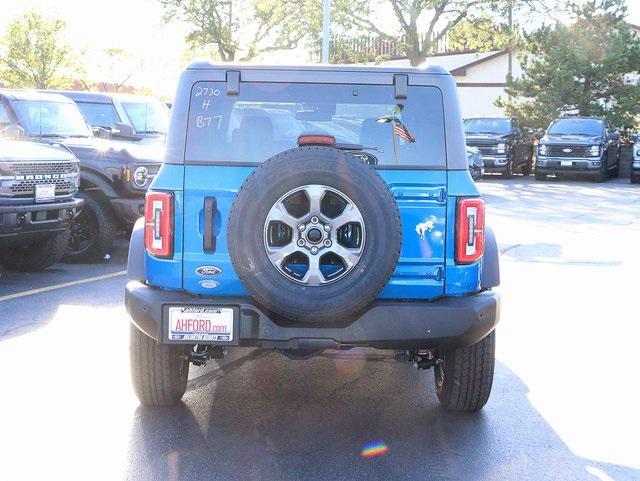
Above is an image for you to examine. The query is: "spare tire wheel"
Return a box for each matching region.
[227,146,402,323]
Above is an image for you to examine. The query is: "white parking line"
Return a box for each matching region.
[0,270,127,302]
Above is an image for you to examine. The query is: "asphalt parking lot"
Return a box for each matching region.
[0,177,639,481]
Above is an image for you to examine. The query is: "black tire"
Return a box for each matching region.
[501,155,514,179]
[434,330,495,412]
[534,171,546,181]
[594,164,608,183]
[631,175,640,184]
[521,155,532,176]
[3,229,70,272]
[65,191,116,262]
[610,164,619,179]
[130,323,189,406]
[227,146,402,323]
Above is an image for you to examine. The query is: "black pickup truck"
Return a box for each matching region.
[0,140,83,271]
[464,117,533,178]
[535,117,620,182]
[0,89,161,261]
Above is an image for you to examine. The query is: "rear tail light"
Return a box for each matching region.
[455,197,485,264]
[297,134,336,146]
[144,191,173,258]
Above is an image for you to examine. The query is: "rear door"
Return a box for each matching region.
[181,75,448,300]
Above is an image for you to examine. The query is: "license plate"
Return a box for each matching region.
[35,184,56,203]
[168,306,234,342]
[561,160,573,167]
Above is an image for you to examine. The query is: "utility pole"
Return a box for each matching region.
[322,0,331,63]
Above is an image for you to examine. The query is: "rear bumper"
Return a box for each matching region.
[0,197,83,242]
[125,281,500,350]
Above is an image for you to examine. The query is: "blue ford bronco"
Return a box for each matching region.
[126,64,501,411]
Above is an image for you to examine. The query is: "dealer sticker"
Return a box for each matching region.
[168,306,234,342]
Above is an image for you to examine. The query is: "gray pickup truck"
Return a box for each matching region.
[0,140,83,271]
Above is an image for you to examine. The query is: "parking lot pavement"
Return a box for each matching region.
[0,178,639,481]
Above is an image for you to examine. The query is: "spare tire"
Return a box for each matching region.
[228,146,402,323]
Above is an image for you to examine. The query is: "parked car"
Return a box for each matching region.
[464,117,533,178]
[125,63,501,412]
[466,145,484,181]
[47,91,170,145]
[0,89,162,261]
[535,117,620,182]
[0,140,83,271]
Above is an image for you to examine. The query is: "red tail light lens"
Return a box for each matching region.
[297,134,336,146]
[144,191,173,258]
[455,198,485,264]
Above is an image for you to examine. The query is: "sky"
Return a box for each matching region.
[1,0,639,99]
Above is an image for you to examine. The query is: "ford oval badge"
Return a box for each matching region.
[196,265,222,276]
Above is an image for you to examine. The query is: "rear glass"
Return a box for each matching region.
[185,82,446,167]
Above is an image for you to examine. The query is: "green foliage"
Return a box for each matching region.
[159,0,322,62]
[447,18,514,53]
[497,0,640,130]
[0,11,76,89]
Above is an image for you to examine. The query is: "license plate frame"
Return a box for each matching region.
[35,184,56,203]
[164,305,239,345]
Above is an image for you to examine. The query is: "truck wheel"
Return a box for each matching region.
[130,323,189,406]
[434,330,495,412]
[610,164,619,178]
[228,146,402,323]
[501,156,514,179]
[631,175,640,184]
[65,191,116,262]
[3,229,70,272]
[534,172,546,181]
[594,164,608,183]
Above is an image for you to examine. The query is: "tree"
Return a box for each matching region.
[496,0,640,130]
[159,0,321,62]
[447,18,513,52]
[0,11,76,89]
[98,48,143,92]
[335,0,519,66]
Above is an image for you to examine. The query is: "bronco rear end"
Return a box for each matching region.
[126,64,500,411]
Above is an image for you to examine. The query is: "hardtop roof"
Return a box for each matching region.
[0,89,74,103]
[186,62,450,76]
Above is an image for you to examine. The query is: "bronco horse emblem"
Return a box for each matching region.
[415,216,437,240]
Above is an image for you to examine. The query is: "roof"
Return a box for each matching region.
[379,50,507,76]
[0,89,74,103]
[186,62,450,76]
[44,90,161,104]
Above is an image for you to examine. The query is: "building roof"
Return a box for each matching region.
[379,50,507,76]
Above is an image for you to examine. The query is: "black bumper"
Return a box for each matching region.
[110,197,145,226]
[0,197,83,242]
[125,281,500,350]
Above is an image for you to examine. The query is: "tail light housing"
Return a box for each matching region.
[297,134,336,146]
[455,197,485,264]
[144,191,173,258]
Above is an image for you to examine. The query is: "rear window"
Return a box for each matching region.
[185,82,446,167]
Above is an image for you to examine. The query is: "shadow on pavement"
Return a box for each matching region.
[125,353,639,481]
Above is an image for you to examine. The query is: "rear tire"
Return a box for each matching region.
[65,191,117,263]
[3,229,70,272]
[631,175,640,184]
[434,330,495,412]
[534,172,546,181]
[130,324,190,406]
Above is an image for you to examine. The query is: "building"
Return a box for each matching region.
[381,50,521,118]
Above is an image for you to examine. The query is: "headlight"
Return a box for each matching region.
[496,143,506,154]
[588,145,600,157]
[133,166,149,187]
[538,144,548,156]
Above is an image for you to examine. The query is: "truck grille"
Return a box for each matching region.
[1,160,79,198]
[545,145,591,158]
[466,142,497,156]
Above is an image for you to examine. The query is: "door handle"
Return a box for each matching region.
[203,196,217,253]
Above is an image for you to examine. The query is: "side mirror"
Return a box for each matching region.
[1,124,25,140]
[608,132,620,142]
[111,122,137,139]
[92,126,111,139]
